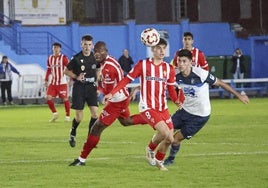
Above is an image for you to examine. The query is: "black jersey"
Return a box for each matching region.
[67,51,99,81]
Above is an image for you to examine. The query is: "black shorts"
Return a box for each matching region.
[71,82,98,110]
[172,108,210,139]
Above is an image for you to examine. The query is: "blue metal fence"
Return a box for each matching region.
[0,13,76,56]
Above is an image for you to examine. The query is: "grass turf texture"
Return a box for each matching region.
[0,98,267,188]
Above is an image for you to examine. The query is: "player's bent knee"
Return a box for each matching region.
[91,121,107,136]
[46,96,53,100]
[159,131,170,141]
[174,130,185,142]
[118,118,132,126]
[167,135,174,144]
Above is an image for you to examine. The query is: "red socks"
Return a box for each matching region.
[148,140,158,151]
[47,100,70,116]
[47,100,56,113]
[80,135,100,159]
[155,151,165,161]
[64,100,70,116]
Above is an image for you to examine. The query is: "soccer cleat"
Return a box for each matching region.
[69,129,76,147]
[155,159,168,171]
[163,158,174,166]
[145,146,156,166]
[65,116,71,122]
[49,113,59,122]
[69,159,85,166]
[69,135,76,147]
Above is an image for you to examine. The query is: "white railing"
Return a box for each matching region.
[17,74,45,99]
[127,78,268,98]
[127,78,268,87]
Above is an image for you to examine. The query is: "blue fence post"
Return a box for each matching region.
[12,20,22,54]
[181,19,190,36]
[126,20,136,62]
[70,22,80,52]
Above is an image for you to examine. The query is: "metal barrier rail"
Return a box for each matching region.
[127,78,268,97]
[17,74,45,99]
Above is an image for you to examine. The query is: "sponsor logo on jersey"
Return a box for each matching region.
[184,87,196,97]
[101,110,110,119]
[145,76,167,82]
[165,117,172,124]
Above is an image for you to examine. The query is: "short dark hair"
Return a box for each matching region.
[82,35,93,41]
[94,41,108,54]
[183,32,194,39]
[2,56,7,59]
[177,49,192,60]
[156,38,167,46]
[52,42,61,48]
[94,41,106,49]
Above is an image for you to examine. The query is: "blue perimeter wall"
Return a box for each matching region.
[1,20,268,78]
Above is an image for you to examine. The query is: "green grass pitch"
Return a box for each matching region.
[0,98,267,188]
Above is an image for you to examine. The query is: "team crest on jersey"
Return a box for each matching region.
[92,64,96,69]
[165,117,172,124]
[81,65,85,71]
[104,74,111,81]
[184,87,196,97]
[191,78,195,84]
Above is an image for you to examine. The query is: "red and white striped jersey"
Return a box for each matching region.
[45,54,69,85]
[98,55,129,102]
[173,47,209,71]
[127,58,176,112]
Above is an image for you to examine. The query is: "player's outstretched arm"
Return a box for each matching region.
[103,76,132,102]
[214,79,250,104]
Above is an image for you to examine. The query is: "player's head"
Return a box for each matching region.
[1,56,8,63]
[182,32,194,50]
[81,35,93,41]
[156,38,167,47]
[52,42,62,55]
[81,34,94,56]
[94,41,108,63]
[52,42,61,48]
[183,32,194,39]
[177,49,192,60]
[176,49,192,71]
[151,38,167,60]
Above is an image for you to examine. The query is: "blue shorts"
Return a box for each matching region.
[172,108,210,139]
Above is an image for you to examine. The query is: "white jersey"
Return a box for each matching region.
[176,66,217,117]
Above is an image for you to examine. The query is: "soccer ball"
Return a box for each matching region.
[140,28,160,47]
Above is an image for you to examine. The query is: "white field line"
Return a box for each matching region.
[0,151,267,164]
[2,139,268,146]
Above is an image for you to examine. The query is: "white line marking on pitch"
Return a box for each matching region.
[0,151,267,164]
[3,139,267,146]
